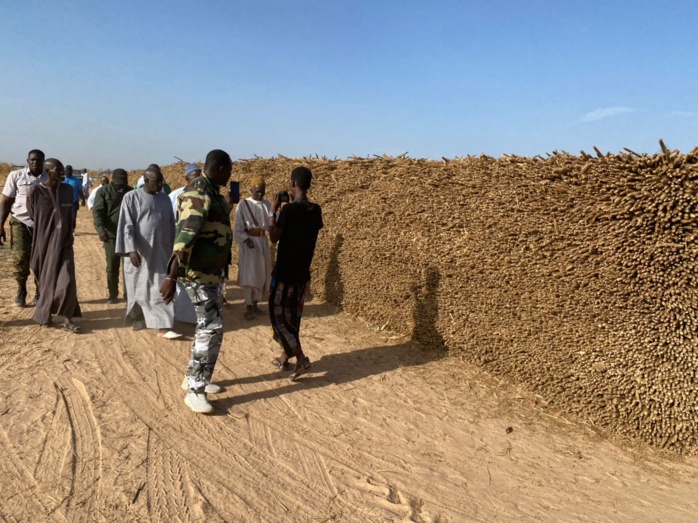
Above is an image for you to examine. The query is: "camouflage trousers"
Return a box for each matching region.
[10,218,33,288]
[184,282,224,394]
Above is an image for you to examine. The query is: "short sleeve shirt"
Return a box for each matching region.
[2,167,48,227]
[273,201,323,285]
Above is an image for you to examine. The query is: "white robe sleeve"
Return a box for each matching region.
[115,192,138,256]
[87,186,99,209]
[233,200,250,244]
[261,200,272,231]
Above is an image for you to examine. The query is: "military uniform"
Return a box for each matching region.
[174,174,233,394]
[2,167,48,302]
[93,183,133,300]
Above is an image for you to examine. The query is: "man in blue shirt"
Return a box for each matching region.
[63,165,86,230]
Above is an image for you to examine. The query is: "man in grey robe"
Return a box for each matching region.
[116,166,181,339]
[27,158,82,331]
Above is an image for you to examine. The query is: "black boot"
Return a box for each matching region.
[14,287,27,307]
[31,293,39,306]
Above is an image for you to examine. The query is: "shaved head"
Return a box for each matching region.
[44,158,65,186]
[44,158,64,171]
[143,166,163,195]
[204,149,232,188]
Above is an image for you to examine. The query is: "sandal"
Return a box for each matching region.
[62,321,81,333]
[290,357,311,381]
[272,356,290,371]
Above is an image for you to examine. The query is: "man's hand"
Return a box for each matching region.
[245,238,255,249]
[98,232,110,242]
[159,278,177,305]
[0,227,5,246]
[270,193,281,214]
[129,252,142,268]
[225,191,236,207]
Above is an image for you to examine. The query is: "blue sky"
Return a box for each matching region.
[1,0,696,169]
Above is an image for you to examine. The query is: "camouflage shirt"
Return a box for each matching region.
[174,174,233,284]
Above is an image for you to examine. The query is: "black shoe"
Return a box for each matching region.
[106,295,118,304]
[14,288,27,307]
[31,293,39,306]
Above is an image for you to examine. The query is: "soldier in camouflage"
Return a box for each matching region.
[161,149,234,414]
[0,150,47,307]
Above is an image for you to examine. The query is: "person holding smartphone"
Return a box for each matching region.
[268,166,323,380]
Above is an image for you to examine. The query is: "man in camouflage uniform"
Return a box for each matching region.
[161,149,233,414]
[92,169,132,303]
[0,149,47,306]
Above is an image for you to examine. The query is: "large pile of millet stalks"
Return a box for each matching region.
[154,142,698,453]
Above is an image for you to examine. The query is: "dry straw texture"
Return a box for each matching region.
[157,144,698,453]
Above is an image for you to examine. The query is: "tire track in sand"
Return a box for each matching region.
[107,334,460,521]
[94,331,339,521]
[54,378,103,522]
[72,219,467,521]
[33,386,72,511]
[105,308,463,521]
[0,425,69,523]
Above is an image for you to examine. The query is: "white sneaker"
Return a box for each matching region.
[184,392,213,414]
[180,377,222,394]
[160,330,182,339]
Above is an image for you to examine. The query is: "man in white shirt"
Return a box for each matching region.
[87,175,110,209]
[82,170,93,196]
[0,149,48,307]
[169,163,202,217]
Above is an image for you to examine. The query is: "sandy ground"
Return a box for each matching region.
[0,212,697,523]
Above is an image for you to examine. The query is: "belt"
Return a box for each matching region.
[246,229,266,237]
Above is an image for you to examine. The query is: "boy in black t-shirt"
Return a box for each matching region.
[268,167,323,380]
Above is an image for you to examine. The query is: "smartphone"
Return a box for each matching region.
[229,181,240,204]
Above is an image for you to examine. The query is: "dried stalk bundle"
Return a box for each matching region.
[147,142,698,454]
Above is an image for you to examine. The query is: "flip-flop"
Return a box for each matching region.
[290,357,311,381]
[272,357,290,371]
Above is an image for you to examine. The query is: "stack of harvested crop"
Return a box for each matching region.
[146,142,698,453]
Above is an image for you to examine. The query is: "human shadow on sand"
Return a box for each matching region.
[74,307,126,332]
[0,307,123,332]
[211,341,439,415]
[221,300,341,333]
[0,315,37,328]
[79,298,128,305]
[211,265,446,414]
